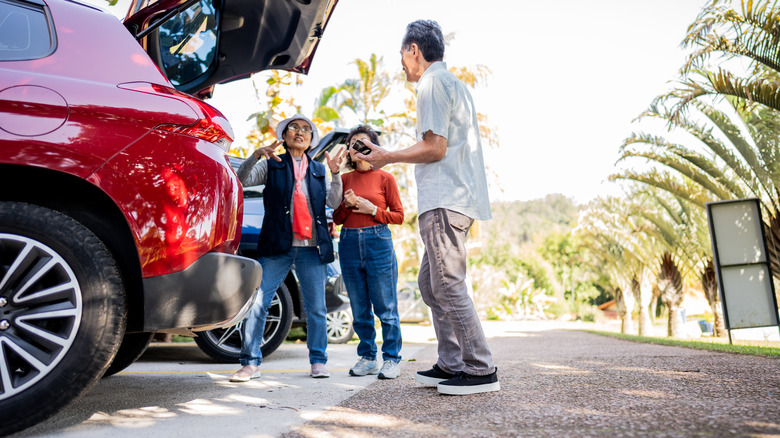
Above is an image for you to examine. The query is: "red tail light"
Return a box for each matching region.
[119,82,233,152]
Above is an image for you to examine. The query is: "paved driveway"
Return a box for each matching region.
[289,321,780,437]
[11,334,430,438]
[12,321,780,437]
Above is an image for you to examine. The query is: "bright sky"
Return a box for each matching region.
[96,0,709,205]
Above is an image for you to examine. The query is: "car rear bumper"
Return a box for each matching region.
[141,252,262,332]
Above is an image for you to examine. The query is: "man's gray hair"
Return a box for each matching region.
[402,20,444,62]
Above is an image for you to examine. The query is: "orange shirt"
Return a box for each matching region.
[333,168,404,228]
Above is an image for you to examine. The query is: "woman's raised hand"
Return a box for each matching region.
[325,146,347,174]
[252,140,283,162]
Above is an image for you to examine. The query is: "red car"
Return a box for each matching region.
[0,0,337,434]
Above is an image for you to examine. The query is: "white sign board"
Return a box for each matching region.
[707,199,779,330]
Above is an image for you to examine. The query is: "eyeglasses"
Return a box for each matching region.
[287,125,313,135]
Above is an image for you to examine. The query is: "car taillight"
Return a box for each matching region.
[156,119,232,152]
[119,82,234,152]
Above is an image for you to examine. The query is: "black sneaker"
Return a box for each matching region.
[437,368,500,395]
[415,364,458,386]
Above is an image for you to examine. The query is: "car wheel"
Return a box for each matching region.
[326,309,354,344]
[0,202,126,436]
[194,283,293,362]
[102,332,154,377]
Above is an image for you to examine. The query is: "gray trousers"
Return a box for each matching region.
[418,208,495,376]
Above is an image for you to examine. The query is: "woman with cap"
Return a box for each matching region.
[230,114,346,381]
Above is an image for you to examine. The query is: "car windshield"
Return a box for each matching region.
[158,0,217,86]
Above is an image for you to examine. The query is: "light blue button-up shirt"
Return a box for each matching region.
[414,61,492,221]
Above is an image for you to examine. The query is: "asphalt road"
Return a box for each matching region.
[11,321,780,438]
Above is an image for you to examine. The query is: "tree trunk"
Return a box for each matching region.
[701,259,727,337]
[633,270,653,336]
[764,210,780,283]
[650,284,661,323]
[615,286,634,334]
[668,307,685,337]
[658,253,685,338]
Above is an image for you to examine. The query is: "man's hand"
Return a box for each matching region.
[356,139,391,169]
[358,131,447,167]
[252,140,283,162]
[325,146,346,174]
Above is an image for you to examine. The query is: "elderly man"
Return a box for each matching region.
[358,19,498,395]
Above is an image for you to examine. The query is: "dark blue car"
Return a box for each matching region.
[194,130,356,361]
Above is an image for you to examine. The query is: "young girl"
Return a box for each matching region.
[333,125,405,379]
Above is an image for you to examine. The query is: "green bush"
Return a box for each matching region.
[545,300,570,319]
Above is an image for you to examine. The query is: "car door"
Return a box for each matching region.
[123,0,338,97]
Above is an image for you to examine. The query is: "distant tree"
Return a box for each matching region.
[577,197,659,335]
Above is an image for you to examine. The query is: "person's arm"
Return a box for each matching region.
[326,172,343,209]
[236,154,268,187]
[325,148,345,208]
[332,203,350,225]
[376,173,404,225]
[357,131,446,169]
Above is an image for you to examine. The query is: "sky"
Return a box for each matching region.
[95,0,710,205]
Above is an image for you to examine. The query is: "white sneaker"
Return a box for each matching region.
[229,365,261,382]
[349,358,379,376]
[378,361,400,379]
[311,363,330,378]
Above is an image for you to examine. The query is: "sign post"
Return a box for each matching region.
[706,198,780,344]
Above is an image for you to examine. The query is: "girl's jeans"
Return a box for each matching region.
[339,224,402,363]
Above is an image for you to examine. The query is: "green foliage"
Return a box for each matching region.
[518,254,555,295]
[544,300,571,319]
[469,195,614,320]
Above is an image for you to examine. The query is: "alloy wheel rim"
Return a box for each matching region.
[206,290,284,353]
[326,310,351,341]
[0,234,82,401]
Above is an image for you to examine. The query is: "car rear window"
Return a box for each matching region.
[0,0,54,61]
[158,0,218,87]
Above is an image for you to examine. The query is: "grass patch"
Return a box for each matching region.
[585,330,780,358]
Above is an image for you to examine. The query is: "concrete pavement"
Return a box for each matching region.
[11,321,780,437]
[11,338,429,437]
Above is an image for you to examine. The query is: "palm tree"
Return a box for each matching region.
[614,95,780,280]
[577,197,660,335]
[671,0,780,117]
[626,189,711,337]
[319,53,394,128]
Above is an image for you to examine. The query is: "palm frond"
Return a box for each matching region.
[610,169,714,208]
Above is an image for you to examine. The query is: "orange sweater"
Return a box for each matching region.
[333,169,404,228]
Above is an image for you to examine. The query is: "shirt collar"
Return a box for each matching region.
[416,61,447,92]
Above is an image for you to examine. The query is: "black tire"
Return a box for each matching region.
[194,283,293,362]
[0,202,126,436]
[103,332,154,377]
[326,309,355,344]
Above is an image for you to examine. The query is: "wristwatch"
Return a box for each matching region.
[371,205,378,216]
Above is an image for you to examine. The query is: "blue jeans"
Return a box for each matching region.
[240,246,328,366]
[339,224,402,363]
